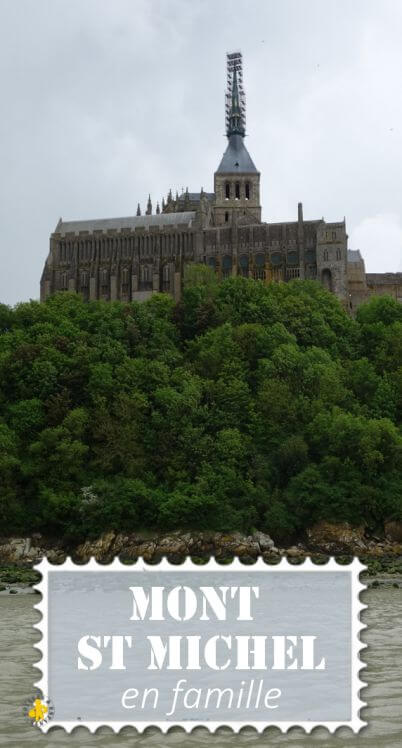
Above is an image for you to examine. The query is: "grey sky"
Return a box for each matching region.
[1,0,402,306]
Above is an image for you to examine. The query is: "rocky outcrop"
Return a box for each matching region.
[1,523,402,567]
[0,530,279,565]
[306,521,368,554]
[74,530,277,563]
[0,536,65,564]
[385,521,402,543]
[306,520,402,557]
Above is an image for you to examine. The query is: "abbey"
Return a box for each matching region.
[40,53,402,311]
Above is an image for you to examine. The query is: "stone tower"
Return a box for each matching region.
[213,60,261,227]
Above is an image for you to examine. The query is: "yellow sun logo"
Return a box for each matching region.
[28,698,48,725]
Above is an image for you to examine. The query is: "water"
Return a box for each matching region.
[0,586,401,747]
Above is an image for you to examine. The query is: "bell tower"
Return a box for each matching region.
[213,52,261,226]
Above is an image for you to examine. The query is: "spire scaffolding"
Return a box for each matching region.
[225,51,246,137]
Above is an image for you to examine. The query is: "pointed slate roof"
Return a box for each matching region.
[216,133,258,173]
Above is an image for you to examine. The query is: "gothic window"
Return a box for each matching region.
[324,249,329,261]
[271,252,282,266]
[222,255,232,279]
[225,183,230,199]
[287,251,298,266]
[80,271,88,288]
[322,268,332,292]
[225,211,229,223]
[245,182,250,200]
[253,253,266,281]
[332,231,337,240]
[141,265,149,282]
[239,254,249,277]
[235,182,240,199]
[336,248,341,260]
[60,272,67,290]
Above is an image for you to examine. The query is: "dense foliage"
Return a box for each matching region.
[1,274,401,541]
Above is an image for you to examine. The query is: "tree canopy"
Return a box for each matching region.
[1,276,401,541]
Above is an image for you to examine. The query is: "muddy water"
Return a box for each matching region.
[0,586,401,747]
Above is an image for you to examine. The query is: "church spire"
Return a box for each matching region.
[225,51,246,137]
[227,67,245,136]
[146,194,152,215]
[136,203,141,216]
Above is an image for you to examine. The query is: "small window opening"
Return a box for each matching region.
[235,182,240,199]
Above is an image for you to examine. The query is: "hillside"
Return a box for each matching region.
[1,273,401,542]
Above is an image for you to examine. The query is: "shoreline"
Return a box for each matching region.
[1,522,402,592]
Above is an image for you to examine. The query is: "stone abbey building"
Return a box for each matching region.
[41,53,402,312]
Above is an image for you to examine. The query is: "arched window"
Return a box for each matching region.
[253,253,266,281]
[222,255,232,279]
[60,272,67,290]
[239,254,249,277]
[225,211,229,223]
[245,182,250,200]
[322,268,332,292]
[324,249,329,261]
[225,183,230,199]
[336,248,341,260]
[235,182,240,199]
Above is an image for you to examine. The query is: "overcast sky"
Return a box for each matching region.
[1,0,402,305]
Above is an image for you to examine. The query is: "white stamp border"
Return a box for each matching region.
[33,556,367,733]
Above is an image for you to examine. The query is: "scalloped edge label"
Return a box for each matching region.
[33,556,367,733]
